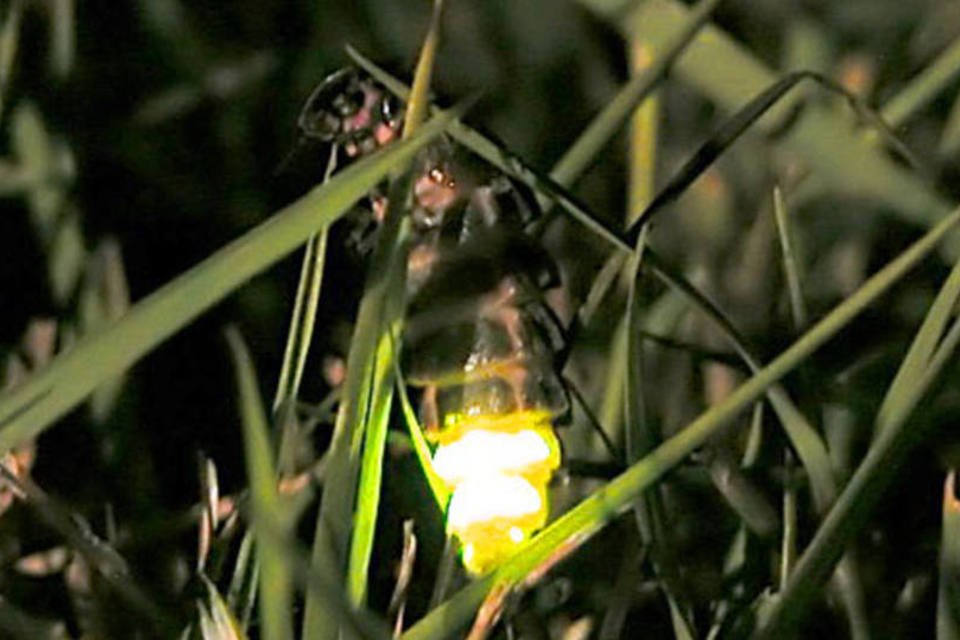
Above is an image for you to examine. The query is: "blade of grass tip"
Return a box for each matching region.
[48,0,75,79]
[199,574,249,640]
[772,186,807,330]
[938,472,960,640]
[545,0,720,193]
[403,204,960,640]
[626,234,697,632]
[394,365,449,509]
[881,35,960,129]
[0,0,23,118]
[0,108,457,454]
[875,254,960,440]
[780,451,797,590]
[756,283,960,638]
[344,0,446,612]
[225,327,293,640]
[272,146,337,413]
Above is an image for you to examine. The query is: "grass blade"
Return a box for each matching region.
[349,0,444,609]
[596,0,953,248]
[0,107,457,454]
[546,0,720,191]
[756,263,960,637]
[772,186,807,330]
[875,256,960,439]
[225,328,293,640]
[881,35,960,128]
[306,12,450,633]
[938,472,960,640]
[394,366,449,510]
[403,204,960,640]
[625,69,920,240]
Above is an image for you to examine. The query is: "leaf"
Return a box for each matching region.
[226,328,293,640]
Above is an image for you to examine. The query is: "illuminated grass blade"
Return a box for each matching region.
[226,328,293,640]
[755,248,960,637]
[305,18,451,638]
[349,0,445,610]
[395,365,449,510]
[403,205,960,640]
[0,108,457,454]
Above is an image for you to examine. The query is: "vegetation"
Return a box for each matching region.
[2,0,960,638]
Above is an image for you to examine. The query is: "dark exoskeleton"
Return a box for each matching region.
[296,66,570,438]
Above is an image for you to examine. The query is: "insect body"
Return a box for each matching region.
[301,68,568,575]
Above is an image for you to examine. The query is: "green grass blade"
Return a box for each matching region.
[273,228,329,413]
[394,364,449,509]
[881,35,960,128]
[344,0,445,612]
[0,108,457,454]
[595,0,953,246]
[47,0,75,79]
[938,472,960,640]
[547,0,720,191]
[772,186,807,330]
[403,204,960,640]
[225,328,293,640]
[875,256,960,439]
[0,0,23,118]
[198,575,248,640]
[756,268,960,637]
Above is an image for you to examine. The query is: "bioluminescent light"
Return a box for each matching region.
[429,409,561,575]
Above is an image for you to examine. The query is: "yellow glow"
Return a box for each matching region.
[446,474,542,529]
[432,429,553,484]
[428,408,562,576]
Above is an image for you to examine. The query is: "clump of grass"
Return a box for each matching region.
[3,1,960,639]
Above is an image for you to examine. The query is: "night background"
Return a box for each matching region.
[2,0,960,638]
